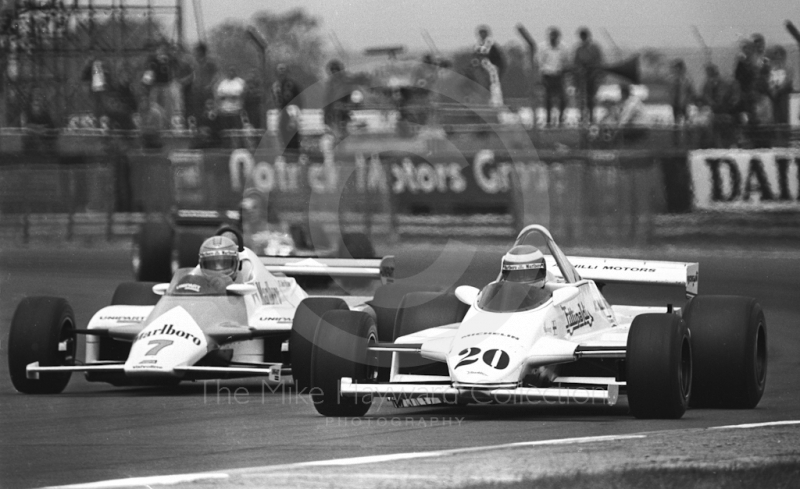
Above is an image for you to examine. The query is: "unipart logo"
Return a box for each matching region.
[561,303,594,336]
[136,324,202,346]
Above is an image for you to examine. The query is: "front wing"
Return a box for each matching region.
[26,362,286,383]
[339,378,620,406]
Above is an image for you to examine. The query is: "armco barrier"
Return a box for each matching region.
[1,144,670,247]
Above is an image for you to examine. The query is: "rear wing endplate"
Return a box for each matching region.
[546,256,699,298]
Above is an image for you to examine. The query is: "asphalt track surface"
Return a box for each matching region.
[1,243,799,488]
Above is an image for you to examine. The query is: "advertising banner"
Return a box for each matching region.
[689,149,800,210]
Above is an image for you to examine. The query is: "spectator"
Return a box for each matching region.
[768,45,793,146]
[473,25,506,106]
[271,63,303,152]
[768,45,794,125]
[323,59,356,141]
[573,27,604,123]
[22,97,56,152]
[617,84,648,143]
[137,95,167,149]
[192,98,222,148]
[699,64,735,147]
[105,76,138,131]
[670,59,695,125]
[143,43,178,123]
[538,27,570,127]
[188,42,219,122]
[81,57,112,124]
[215,66,246,130]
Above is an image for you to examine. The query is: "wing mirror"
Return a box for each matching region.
[552,286,580,306]
[455,285,480,305]
[226,283,259,296]
[152,283,169,296]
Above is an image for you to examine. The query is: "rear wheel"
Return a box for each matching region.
[111,282,161,306]
[626,313,691,419]
[683,295,767,409]
[134,221,172,282]
[310,310,378,417]
[290,298,349,391]
[8,297,76,394]
[394,292,468,376]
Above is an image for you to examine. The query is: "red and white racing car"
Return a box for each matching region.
[297,224,767,419]
[8,228,376,393]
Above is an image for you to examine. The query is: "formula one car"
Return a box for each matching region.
[296,224,767,419]
[8,228,377,393]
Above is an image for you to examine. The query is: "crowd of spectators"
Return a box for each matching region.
[6,21,799,151]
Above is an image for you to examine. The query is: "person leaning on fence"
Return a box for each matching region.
[538,27,570,127]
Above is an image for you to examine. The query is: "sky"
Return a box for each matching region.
[187,0,800,53]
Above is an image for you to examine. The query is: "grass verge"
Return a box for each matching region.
[459,461,800,489]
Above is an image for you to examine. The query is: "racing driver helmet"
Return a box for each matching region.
[198,236,239,279]
[500,245,546,288]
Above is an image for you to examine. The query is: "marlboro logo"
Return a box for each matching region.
[561,303,594,336]
[136,324,202,346]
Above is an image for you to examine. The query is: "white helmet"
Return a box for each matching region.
[198,236,239,278]
[500,245,546,287]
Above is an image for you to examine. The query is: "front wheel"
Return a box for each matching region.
[8,297,76,394]
[626,313,691,419]
[290,298,349,392]
[310,310,378,417]
[683,295,767,409]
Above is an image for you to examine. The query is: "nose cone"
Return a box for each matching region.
[124,306,208,380]
[447,311,534,386]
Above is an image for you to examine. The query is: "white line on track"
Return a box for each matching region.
[46,473,229,489]
[709,420,800,430]
[294,434,648,467]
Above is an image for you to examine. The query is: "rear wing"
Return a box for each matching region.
[260,255,699,298]
[260,257,382,279]
[546,256,699,298]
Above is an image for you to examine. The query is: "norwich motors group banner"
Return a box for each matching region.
[689,149,800,210]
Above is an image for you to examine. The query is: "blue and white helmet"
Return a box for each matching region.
[198,236,239,278]
[500,245,546,287]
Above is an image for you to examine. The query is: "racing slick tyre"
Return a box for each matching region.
[310,310,379,417]
[290,298,349,391]
[111,282,161,306]
[133,221,173,282]
[8,297,76,394]
[626,313,692,419]
[369,283,440,343]
[337,232,375,259]
[394,292,468,376]
[683,295,767,409]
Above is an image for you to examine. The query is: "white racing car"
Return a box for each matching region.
[296,224,767,419]
[8,228,378,393]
